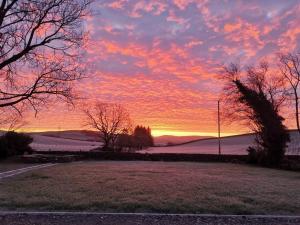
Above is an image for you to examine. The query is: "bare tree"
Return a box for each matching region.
[84,102,132,150]
[221,62,287,126]
[0,0,93,115]
[0,107,27,131]
[278,53,300,133]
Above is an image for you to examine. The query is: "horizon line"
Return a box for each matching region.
[5,128,243,137]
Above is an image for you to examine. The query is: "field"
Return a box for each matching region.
[30,134,101,151]
[141,131,300,155]
[29,131,300,155]
[141,134,254,155]
[0,161,299,215]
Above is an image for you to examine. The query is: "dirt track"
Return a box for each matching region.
[0,164,56,179]
[0,212,299,225]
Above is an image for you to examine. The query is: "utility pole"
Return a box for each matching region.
[218,100,221,155]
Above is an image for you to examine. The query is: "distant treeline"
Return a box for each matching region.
[114,125,154,152]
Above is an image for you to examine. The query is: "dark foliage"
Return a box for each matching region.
[133,125,154,149]
[114,125,154,152]
[223,63,290,167]
[234,79,290,166]
[246,146,267,164]
[0,131,33,159]
[115,131,134,152]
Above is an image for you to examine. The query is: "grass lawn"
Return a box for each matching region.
[0,158,38,173]
[0,161,299,215]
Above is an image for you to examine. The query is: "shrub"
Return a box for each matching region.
[246,146,267,165]
[0,131,33,159]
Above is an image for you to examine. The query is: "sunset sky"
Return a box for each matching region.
[22,0,300,136]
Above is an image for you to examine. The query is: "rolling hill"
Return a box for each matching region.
[141,130,300,155]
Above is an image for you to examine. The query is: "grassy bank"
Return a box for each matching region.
[0,161,299,214]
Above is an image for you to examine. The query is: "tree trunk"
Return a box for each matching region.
[294,90,300,133]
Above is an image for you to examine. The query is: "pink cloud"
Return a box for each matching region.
[167,10,189,26]
[107,0,128,9]
[129,1,167,18]
[173,0,194,10]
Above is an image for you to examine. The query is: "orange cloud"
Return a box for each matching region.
[91,39,213,82]
[224,21,242,33]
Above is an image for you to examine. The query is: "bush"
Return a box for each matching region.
[246,146,267,165]
[0,131,33,159]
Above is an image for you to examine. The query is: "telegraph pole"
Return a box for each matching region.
[218,100,221,155]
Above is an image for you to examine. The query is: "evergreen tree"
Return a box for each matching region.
[133,125,154,149]
[223,63,290,166]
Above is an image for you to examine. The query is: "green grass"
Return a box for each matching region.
[0,161,299,214]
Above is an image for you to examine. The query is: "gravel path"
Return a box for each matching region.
[0,212,299,225]
[0,164,56,179]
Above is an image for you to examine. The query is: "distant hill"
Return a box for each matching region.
[30,130,212,146]
[1,129,298,155]
[154,135,213,146]
[141,130,300,155]
[29,130,99,142]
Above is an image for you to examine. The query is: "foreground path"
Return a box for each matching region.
[0,212,299,225]
[0,164,56,179]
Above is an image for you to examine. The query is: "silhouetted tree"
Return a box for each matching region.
[83,102,132,151]
[133,125,154,149]
[0,108,27,131]
[222,62,290,166]
[0,131,33,159]
[115,128,134,152]
[0,0,93,116]
[279,52,300,133]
